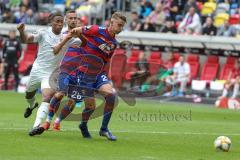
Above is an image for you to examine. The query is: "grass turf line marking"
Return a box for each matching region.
[0,127,240,136]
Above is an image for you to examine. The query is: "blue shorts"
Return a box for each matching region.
[58,72,77,93]
[58,72,110,101]
[75,71,110,90]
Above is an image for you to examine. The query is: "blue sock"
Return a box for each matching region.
[101,111,112,131]
[100,93,117,131]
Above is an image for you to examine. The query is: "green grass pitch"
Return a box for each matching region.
[0,91,240,160]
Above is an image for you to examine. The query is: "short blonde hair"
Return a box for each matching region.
[111,12,127,23]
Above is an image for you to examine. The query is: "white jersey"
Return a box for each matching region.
[58,29,82,56]
[173,62,190,79]
[31,27,64,73]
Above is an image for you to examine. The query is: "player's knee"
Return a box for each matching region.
[25,91,36,99]
[84,101,95,110]
[105,92,118,107]
[55,92,64,100]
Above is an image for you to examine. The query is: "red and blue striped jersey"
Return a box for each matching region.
[60,25,118,76]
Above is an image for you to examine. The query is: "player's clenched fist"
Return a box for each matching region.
[17,23,25,32]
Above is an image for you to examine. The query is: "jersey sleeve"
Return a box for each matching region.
[31,29,44,43]
[82,25,99,36]
[68,38,82,46]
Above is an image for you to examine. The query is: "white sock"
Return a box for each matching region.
[231,83,239,98]
[27,97,36,109]
[222,88,228,97]
[33,102,49,128]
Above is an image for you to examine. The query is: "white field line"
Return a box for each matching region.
[0,127,240,136]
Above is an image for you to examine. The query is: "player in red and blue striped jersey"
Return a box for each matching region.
[33,12,127,141]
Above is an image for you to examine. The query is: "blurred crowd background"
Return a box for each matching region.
[0,0,239,37]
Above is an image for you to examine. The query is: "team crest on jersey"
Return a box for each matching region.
[98,43,115,54]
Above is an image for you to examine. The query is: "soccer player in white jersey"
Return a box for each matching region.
[47,10,88,131]
[17,11,73,135]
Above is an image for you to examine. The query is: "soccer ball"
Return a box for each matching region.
[214,136,231,152]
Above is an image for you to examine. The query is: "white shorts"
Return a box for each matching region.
[166,76,189,85]
[26,67,53,92]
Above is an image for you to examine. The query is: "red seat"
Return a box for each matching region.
[114,48,126,55]
[173,53,180,64]
[188,62,200,80]
[187,54,199,63]
[131,49,141,58]
[207,55,219,64]
[18,50,37,74]
[124,57,138,80]
[148,59,161,75]
[187,54,200,80]
[109,53,127,88]
[226,56,235,65]
[148,51,162,75]
[149,51,161,59]
[200,63,219,81]
[27,44,38,51]
[219,64,234,80]
[229,14,240,25]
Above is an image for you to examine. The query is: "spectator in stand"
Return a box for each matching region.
[139,0,154,19]
[130,51,149,89]
[14,4,27,23]
[165,55,190,97]
[220,58,240,99]
[53,0,66,13]
[169,0,180,21]
[19,0,31,9]
[42,0,53,3]
[140,16,156,32]
[129,11,141,31]
[22,8,37,24]
[202,17,217,36]
[2,8,17,23]
[171,0,187,20]
[162,18,177,33]
[217,21,237,37]
[148,2,165,32]
[183,0,199,15]
[178,6,202,34]
[35,12,49,25]
[158,0,172,17]
[0,1,7,22]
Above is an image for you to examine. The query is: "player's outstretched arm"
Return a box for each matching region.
[53,31,73,55]
[71,27,83,37]
[71,27,87,47]
[17,23,34,43]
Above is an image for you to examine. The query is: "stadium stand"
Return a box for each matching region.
[0,0,240,100]
[148,51,162,75]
